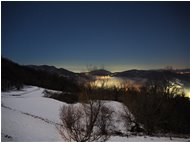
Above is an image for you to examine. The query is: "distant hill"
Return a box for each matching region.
[114,69,147,78]
[175,68,190,73]
[113,69,190,82]
[88,69,112,76]
[27,65,77,78]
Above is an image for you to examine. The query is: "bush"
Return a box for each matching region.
[121,104,145,134]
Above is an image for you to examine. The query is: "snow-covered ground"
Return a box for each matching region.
[1,86,190,142]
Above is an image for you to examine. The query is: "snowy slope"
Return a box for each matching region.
[1,86,189,142]
[2,107,62,142]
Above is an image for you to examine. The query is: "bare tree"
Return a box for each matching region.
[59,105,83,142]
[97,105,113,135]
[58,100,113,142]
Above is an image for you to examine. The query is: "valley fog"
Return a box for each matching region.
[93,76,190,98]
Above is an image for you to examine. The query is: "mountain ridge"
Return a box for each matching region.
[2,57,190,78]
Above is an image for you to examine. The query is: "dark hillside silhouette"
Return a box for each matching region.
[1,57,80,92]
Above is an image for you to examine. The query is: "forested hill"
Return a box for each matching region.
[1,57,80,92]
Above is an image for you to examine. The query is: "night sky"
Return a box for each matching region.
[2,2,190,72]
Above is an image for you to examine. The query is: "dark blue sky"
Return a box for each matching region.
[2,2,190,72]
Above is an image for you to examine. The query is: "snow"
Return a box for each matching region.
[2,87,65,123]
[2,107,62,142]
[1,86,189,142]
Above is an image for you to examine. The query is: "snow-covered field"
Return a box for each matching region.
[1,86,190,142]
